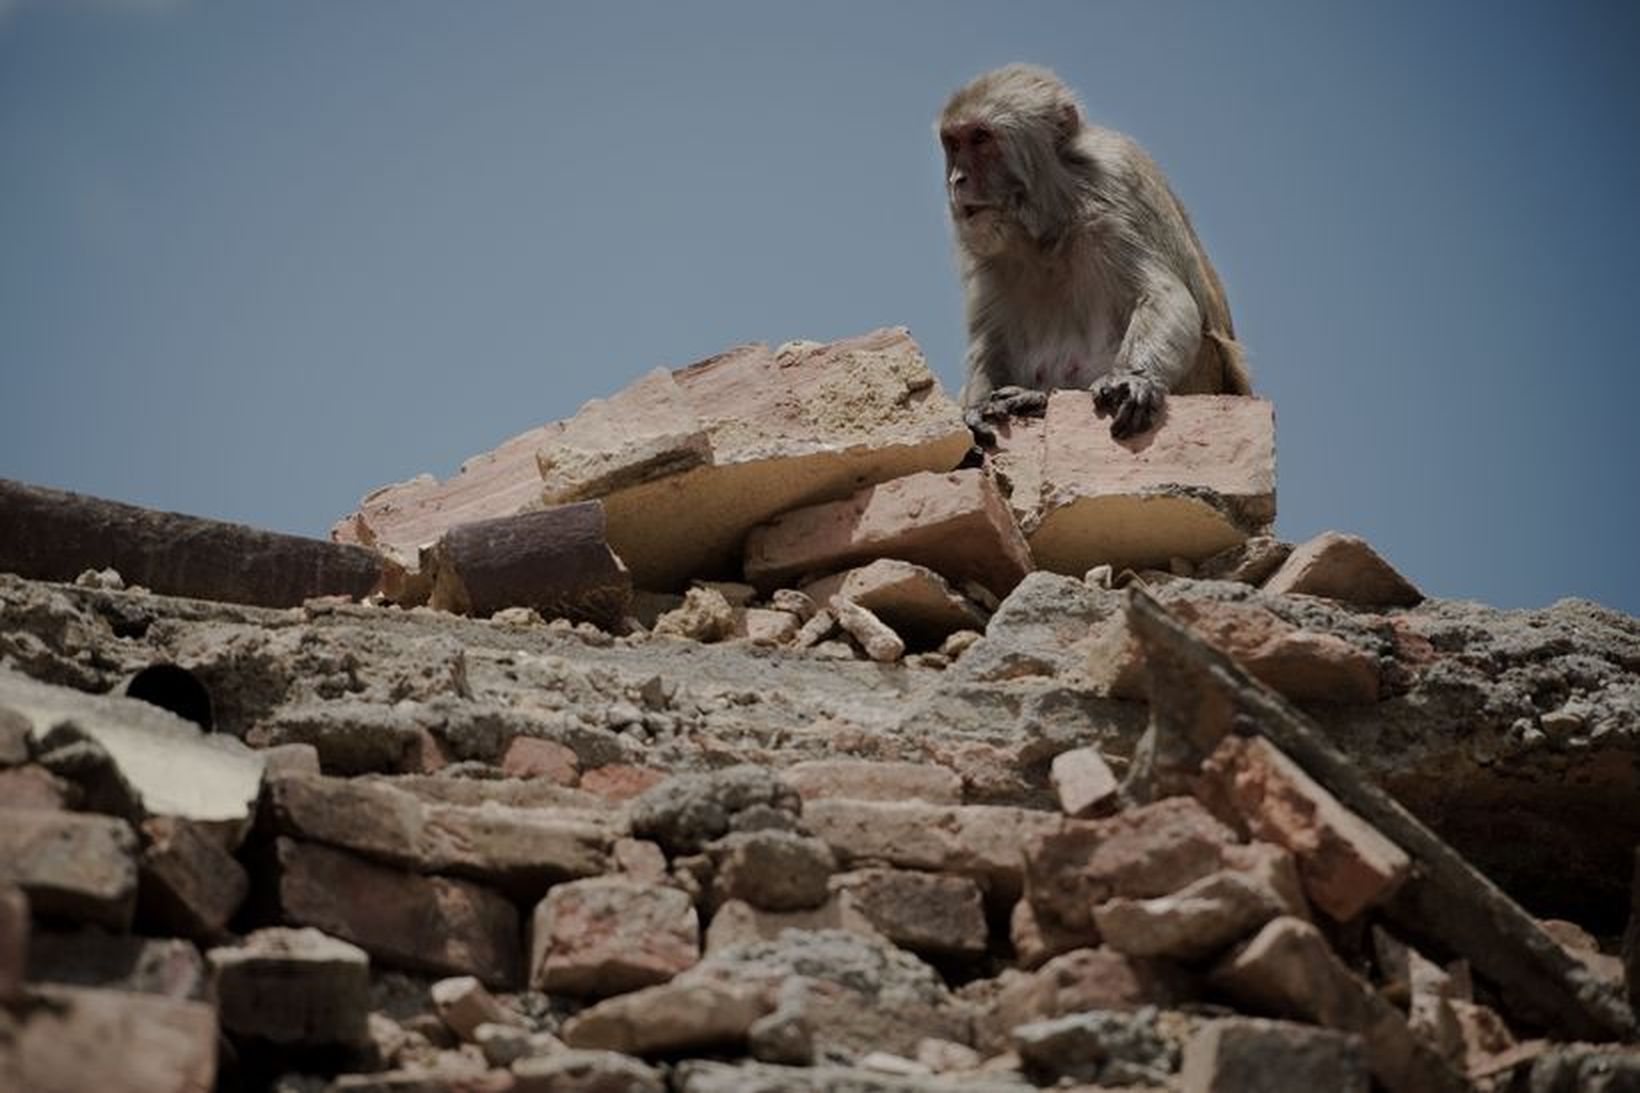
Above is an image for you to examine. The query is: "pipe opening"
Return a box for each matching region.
[125,664,214,732]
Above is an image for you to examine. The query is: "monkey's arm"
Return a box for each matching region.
[1093,263,1202,439]
[960,341,1048,447]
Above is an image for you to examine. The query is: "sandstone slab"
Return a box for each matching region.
[704,895,881,952]
[561,978,770,1055]
[831,868,989,956]
[781,759,962,805]
[208,926,371,1046]
[272,837,522,988]
[1093,869,1287,960]
[990,392,1275,574]
[743,468,1033,599]
[137,816,248,943]
[707,830,836,912]
[1049,745,1120,817]
[528,878,698,996]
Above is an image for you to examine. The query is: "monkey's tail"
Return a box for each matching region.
[1207,330,1253,395]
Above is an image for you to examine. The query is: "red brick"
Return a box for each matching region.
[499,737,580,785]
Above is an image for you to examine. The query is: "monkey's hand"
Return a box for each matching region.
[965,386,1050,447]
[1092,371,1166,439]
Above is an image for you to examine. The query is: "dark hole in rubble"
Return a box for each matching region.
[125,663,214,731]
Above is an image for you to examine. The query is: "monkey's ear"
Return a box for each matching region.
[1055,102,1081,142]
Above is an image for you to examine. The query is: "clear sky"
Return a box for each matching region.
[3,1,1637,614]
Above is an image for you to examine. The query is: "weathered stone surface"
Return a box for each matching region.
[9,985,218,1093]
[1,476,382,609]
[803,560,987,648]
[26,931,206,999]
[0,883,26,1004]
[0,704,31,765]
[512,1049,666,1093]
[528,878,698,996]
[708,830,836,912]
[743,469,1033,600]
[2,669,264,832]
[209,926,370,1045]
[1211,917,1467,1093]
[1522,1045,1640,1092]
[0,807,136,929]
[1094,869,1287,960]
[273,837,522,987]
[265,773,611,891]
[1009,896,1091,970]
[734,607,800,646]
[978,946,1196,1053]
[781,759,962,805]
[1203,733,1411,922]
[630,765,800,856]
[1180,1017,1368,1093]
[1024,795,1238,932]
[831,868,989,956]
[561,978,771,1055]
[673,1059,1030,1092]
[430,975,524,1043]
[689,930,968,1060]
[498,736,580,784]
[1049,745,1120,817]
[1263,530,1422,606]
[802,799,1063,901]
[990,393,1275,574]
[835,598,907,663]
[1013,1008,1178,1088]
[136,816,247,943]
[423,501,631,628]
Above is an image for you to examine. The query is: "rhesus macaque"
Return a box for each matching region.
[939,64,1250,443]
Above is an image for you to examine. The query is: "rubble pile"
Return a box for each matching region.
[0,328,1636,1091]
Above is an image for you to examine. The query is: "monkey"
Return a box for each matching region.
[938,64,1251,444]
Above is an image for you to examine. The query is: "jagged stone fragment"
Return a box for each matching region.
[1203,733,1411,922]
[137,816,248,943]
[1180,1017,1368,1093]
[1013,1008,1178,1088]
[529,878,699,996]
[1263,530,1422,606]
[629,765,801,856]
[1093,869,1287,960]
[831,868,988,956]
[989,393,1275,574]
[561,979,771,1055]
[743,468,1033,599]
[209,927,370,1046]
[834,598,906,663]
[511,1050,667,1093]
[977,946,1196,1053]
[0,807,136,930]
[708,830,836,912]
[1049,745,1120,817]
[430,975,525,1042]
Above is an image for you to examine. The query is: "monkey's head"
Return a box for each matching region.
[938,64,1085,257]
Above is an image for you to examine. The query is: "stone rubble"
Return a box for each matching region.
[1,327,1637,1091]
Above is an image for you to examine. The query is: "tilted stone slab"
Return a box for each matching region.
[743,469,1033,599]
[802,559,987,648]
[991,393,1275,574]
[335,329,971,591]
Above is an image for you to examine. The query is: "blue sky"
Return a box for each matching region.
[2,1,1637,613]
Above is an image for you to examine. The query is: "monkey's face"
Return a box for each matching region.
[940,120,1018,257]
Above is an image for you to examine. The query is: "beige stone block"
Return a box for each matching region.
[1049,746,1120,818]
[0,807,136,930]
[743,468,1033,599]
[12,985,218,1093]
[993,392,1275,574]
[561,979,770,1056]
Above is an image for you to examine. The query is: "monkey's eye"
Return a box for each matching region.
[971,128,992,147]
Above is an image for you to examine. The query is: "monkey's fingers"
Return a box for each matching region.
[963,407,999,447]
[996,389,1049,418]
[1091,377,1127,414]
[1110,384,1162,439]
